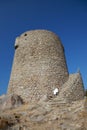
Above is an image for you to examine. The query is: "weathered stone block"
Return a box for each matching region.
[0,94,23,110]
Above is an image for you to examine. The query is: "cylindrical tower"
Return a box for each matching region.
[8,30,69,102]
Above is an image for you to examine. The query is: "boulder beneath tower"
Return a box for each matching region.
[0,94,23,111]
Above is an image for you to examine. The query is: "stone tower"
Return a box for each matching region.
[7,30,84,102]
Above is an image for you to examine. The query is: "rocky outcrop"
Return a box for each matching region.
[0,94,23,111]
[0,96,87,130]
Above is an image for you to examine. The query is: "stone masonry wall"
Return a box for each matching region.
[59,72,84,102]
[7,30,69,102]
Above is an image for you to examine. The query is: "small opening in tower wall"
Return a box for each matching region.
[15,45,19,50]
[24,33,27,36]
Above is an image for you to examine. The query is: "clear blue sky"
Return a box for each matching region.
[0,0,87,95]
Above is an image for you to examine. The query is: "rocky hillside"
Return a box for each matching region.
[0,94,87,130]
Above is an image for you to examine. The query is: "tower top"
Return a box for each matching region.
[15,29,64,50]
